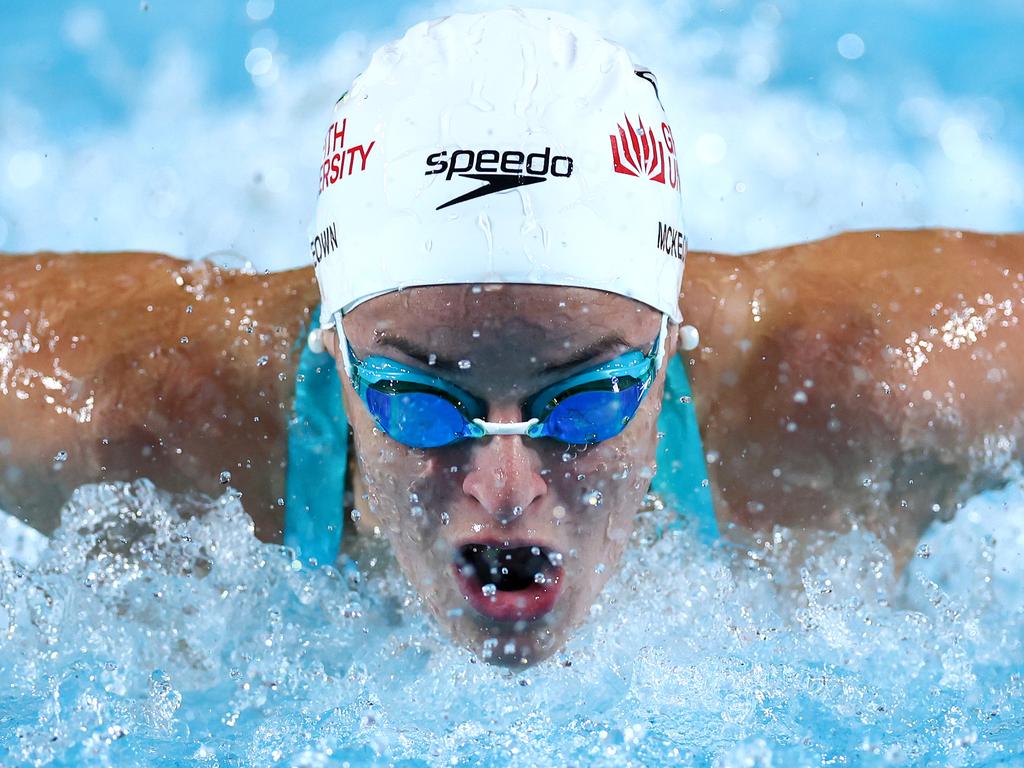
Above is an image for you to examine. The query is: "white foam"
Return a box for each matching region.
[0,477,1020,764]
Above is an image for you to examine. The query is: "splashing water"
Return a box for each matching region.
[0,478,1022,766]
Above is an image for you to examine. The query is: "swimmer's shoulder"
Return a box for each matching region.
[0,250,321,537]
[1,249,319,343]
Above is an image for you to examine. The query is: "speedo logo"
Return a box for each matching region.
[425,147,574,210]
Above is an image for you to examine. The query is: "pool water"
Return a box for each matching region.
[1,477,1021,766]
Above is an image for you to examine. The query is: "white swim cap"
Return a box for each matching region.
[311,8,687,327]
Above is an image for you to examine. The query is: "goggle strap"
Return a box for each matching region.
[654,313,669,372]
[335,311,356,383]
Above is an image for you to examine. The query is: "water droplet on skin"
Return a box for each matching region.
[917,543,931,559]
[583,490,603,507]
[256,355,269,367]
[533,572,547,584]
[219,471,232,485]
[471,330,481,339]
[547,551,563,567]
[594,563,606,574]
[793,390,808,404]
[410,505,424,518]
[457,359,472,370]
[481,583,497,597]
[440,512,450,526]
[350,509,361,522]
[179,336,189,344]
[428,353,437,366]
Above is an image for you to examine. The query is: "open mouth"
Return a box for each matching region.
[453,542,564,623]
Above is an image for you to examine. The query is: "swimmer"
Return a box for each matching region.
[1,10,1022,665]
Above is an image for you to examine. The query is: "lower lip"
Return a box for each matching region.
[453,565,564,623]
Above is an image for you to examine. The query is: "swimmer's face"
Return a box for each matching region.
[327,285,676,666]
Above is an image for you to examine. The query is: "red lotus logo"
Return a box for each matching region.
[610,115,680,192]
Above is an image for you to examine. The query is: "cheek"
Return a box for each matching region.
[546,394,663,543]
[558,409,660,505]
[347,404,466,537]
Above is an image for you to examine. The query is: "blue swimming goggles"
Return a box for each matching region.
[335,314,669,449]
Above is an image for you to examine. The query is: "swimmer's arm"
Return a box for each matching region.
[0,251,319,540]
[685,229,1024,569]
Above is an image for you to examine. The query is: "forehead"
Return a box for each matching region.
[342,284,658,349]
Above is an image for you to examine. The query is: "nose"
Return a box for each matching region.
[461,404,547,523]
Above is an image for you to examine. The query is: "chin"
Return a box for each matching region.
[418,580,579,667]
[451,612,570,668]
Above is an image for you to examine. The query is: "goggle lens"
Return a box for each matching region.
[365,386,469,449]
[542,378,647,444]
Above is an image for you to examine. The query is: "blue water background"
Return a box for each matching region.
[0,0,1021,262]
[3,0,1023,151]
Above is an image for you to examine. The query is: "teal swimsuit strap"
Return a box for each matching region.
[284,329,348,565]
[650,354,720,543]
[284,326,718,562]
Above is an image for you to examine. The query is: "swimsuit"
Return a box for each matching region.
[284,331,719,565]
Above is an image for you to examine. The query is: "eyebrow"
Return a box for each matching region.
[374,332,636,375]
[375,335,461,372]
